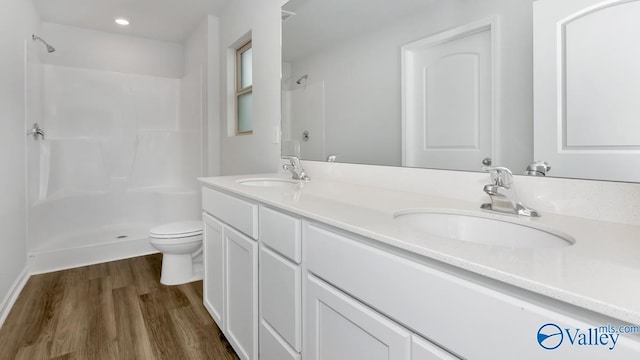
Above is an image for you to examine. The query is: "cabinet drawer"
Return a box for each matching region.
[202,186,258,239]
[260,246,301,351]
[259,206,301,263]
[304,222,640,359]
[260,320,300,360]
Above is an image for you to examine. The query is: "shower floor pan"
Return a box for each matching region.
[28,224,158,274]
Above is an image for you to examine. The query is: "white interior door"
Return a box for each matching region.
[402,21,493,171]
[534,0,640,181]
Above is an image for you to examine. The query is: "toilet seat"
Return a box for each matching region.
[149,221,203,239]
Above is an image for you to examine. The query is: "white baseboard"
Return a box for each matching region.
[29,237,158,275]
[0,266,30,328]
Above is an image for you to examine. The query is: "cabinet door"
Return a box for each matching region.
[304,274,411,360]
[224,226,258,360]
[411,335,460,360]
[203,213,224,327]
[260,320,301,360]
[260,245,301,351]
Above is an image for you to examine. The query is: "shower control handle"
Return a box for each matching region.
[27,123,45,140]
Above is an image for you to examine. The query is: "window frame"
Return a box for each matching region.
[235,40,253,135]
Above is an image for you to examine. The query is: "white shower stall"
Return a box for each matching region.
[26,22,205,273]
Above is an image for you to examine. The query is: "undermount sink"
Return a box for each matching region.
[237,178,299,187]
[393,211,574,248]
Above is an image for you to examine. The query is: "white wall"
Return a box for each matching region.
[41,22,184,78]
[284,0,532,169]
[182,15,221,177]
[0,0,39,323]
[182,18,207,182]
[218,0,285,175]
[208,17,222,176]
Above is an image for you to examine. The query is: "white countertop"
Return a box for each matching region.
[200,173,640,325]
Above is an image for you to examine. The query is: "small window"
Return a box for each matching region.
[236,41,253,135]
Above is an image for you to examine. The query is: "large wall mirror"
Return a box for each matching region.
[281,0,640,183]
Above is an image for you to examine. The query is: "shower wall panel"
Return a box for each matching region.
[28,64,200,253]
[40,65,188,195]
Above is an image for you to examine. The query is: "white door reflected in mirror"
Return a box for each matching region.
[402,20,493,171]
[534,0,640,182]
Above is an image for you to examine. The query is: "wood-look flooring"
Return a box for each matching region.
[0,254,239,360]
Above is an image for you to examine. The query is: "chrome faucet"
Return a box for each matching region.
[481,165,540,217]
[27,123,45,140]
[283,156,310,181]
[525,161,551,176]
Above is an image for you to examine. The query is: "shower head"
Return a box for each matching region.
[296,74,308,85]
[32,34,56,53]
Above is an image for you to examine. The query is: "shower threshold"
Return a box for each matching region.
[28,224,157,274]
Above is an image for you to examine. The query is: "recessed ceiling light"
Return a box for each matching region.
[115,18,130,26]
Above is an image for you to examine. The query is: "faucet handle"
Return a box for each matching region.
[526,161,551,176]
[283,156,310,181]
[284,155,301,168]
[481,165,513,187]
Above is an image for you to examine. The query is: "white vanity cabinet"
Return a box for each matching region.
[202,187,259,360]
[258,206,302,360]
[201,182,640,360]
[303,222,640,360]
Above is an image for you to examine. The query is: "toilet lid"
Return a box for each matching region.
[149,221,203,238]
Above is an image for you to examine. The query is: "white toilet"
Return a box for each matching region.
[149,220,204,285]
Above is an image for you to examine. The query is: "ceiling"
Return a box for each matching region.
[33,0,232,43]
